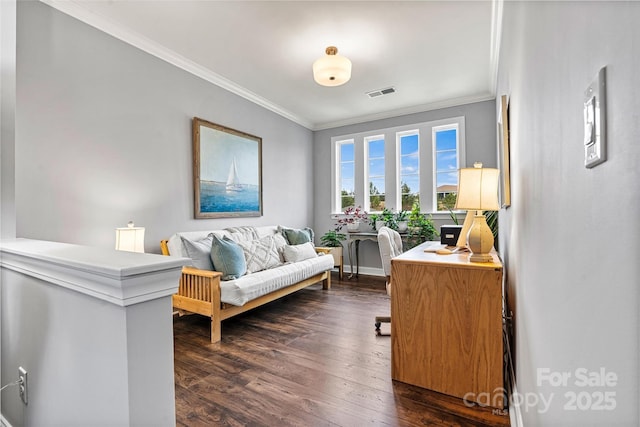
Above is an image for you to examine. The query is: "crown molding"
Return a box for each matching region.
[39,0,498,133]
[312,94,495,131]
[40,0,315,130]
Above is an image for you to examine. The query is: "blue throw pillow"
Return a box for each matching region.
[209,234,246,280]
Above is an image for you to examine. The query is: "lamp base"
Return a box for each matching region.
[469,253,494,263]
[467,213,494,263]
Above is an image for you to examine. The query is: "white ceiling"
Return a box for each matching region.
[43,0,502,130]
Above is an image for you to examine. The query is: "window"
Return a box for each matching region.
[338,140,355,210]
[331,117,465,215]
[367,136,385,211]
[434,125,460,211]
[399,131,419,211]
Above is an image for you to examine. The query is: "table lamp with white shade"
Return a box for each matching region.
[454,163,500,262]
[115,221,145,253]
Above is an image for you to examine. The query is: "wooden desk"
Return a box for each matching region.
[391,242,504,408]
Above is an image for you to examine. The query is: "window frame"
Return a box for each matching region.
[432,121,464,212]
[331,117,465,216]
[365,134,386,213]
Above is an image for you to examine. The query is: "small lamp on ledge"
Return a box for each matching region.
[115,221,145,253]
[454,163,500,262]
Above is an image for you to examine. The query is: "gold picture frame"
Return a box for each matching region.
[193,117,263,219]
[498,95,511,208]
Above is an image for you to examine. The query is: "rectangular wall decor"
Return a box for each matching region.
[193,117,263,218]
[498,95,511,208]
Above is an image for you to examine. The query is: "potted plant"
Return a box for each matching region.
[395,210,409,232]
[320,230,346,248]
[318,229,346,279]
[336,206,368,232]
[406,203,438,248]
[370,207,398,231]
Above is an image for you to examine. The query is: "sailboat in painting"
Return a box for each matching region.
[226,157,243,192]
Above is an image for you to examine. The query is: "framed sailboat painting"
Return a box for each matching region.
[193,118,263,218]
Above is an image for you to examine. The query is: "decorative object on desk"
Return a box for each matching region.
[335,206,368,232]
[455,162,500,262]
[115,221,145,253]
[193,117,262,219]
[313,46,352,87]
[440,225,463,246]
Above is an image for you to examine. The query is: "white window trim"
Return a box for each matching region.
[331,117,465,215]
[331,138,355,213]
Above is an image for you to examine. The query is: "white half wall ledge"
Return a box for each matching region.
[0,238,188,306]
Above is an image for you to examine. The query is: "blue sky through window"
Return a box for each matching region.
[435,129,458,187]
[368,138,385,194]
[400,134,420,195]
[340,142,355,193]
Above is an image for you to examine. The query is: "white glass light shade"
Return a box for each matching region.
[313,46,352,87]
[115,224,145,253]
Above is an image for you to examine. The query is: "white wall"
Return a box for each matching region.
[497,2,639,425]
[16,1,314,254]
[312,100,497,274]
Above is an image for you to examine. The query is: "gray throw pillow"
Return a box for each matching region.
[280,226,314,245]
[209,233,246,280]
[180,235,214,270]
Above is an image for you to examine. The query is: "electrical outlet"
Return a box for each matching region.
[18,367,28,405]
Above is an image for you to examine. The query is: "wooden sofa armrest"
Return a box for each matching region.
[160,239,170,256]
[176,267,222,308]
[173,266,223,343]
[314,247,331,255]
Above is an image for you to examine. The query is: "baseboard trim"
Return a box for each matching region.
[343,266,384,277]
[508,373,524,427]
[503,310,523,427]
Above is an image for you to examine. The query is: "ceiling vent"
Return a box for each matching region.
[366,87,396,98]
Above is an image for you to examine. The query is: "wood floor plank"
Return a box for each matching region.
[174,273,510,427]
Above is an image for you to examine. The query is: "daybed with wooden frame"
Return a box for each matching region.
[160,227,332,343]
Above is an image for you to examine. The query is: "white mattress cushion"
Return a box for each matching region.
[220,253,334,306]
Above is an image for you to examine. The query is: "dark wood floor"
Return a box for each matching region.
[173,273,510,427]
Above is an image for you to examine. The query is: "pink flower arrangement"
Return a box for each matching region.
[335,206,368,231]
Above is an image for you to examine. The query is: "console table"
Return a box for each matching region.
[345,232,378,278]
[390,241,504,408]
[346,231,411,278]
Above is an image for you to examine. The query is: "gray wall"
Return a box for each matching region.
[497,2,639,425]
[312,100,497,274]
[16,1,314,254]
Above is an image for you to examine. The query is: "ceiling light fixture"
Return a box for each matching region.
[313,46,352,87]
